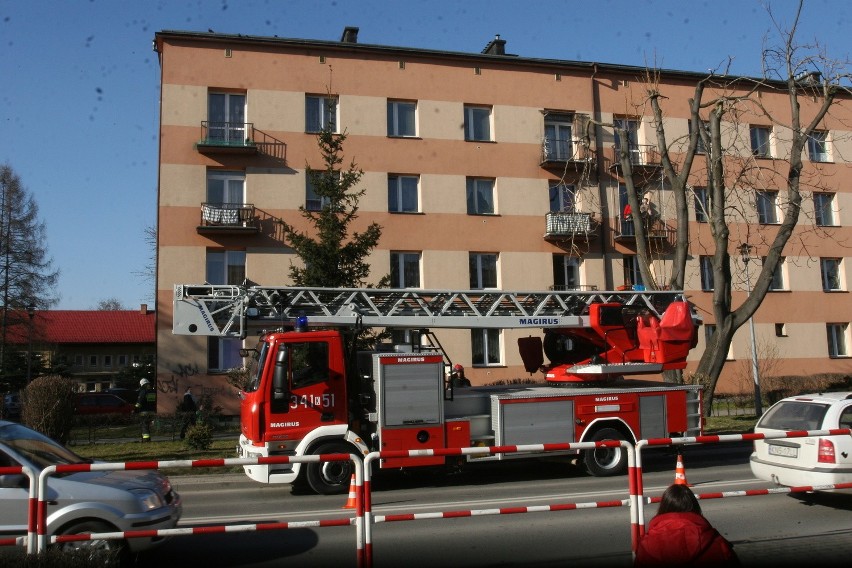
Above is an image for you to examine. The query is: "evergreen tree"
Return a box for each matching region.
[282,129,384,288]
[0,165,59,389]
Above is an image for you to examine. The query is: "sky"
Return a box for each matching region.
[1,0,849,310]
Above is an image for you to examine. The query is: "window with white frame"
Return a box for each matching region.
[552,255,580,290]
[821,258,843,291]
[623,255,642,288]
[390,252,421,288]
[807,130,829,162]
[549,183,575,213]
[206,170,246,221]
[471,328,501,366]
[762,257,786,291]
[700,256,714,291]
[469,253,498,289]
[207,92,246,143]
[466,177,495,215]
[827,323,849,357]
[614,117,640,163]
[387,100,416,137]
[388,175,419,213]
[103,355,112,368]
[694,187,710,223]
[306,173,339,211]
[756,191,779,224]
[206,250,245,371]
[464,105,492,141]
[543,113,573,161]
[750,126,772,158]
[814,192,836,226]
[305,95,338,133]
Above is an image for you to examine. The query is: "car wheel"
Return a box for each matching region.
[305,441,359,495]
[56,520,127,562]
[583,427,628,477]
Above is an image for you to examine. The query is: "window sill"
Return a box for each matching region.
[389,210,425,215]
[387,135,422,140]
[767,289,791,293]
[464,138,496,143]
[467,212,500,217]
[822,289,848,293]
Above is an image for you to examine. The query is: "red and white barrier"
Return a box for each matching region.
[0,464,38,554]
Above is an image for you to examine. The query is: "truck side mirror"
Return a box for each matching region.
[271,345,290,413]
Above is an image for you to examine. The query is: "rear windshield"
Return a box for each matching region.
[758,401,830,431]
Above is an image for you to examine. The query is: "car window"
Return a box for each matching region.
[758,401,830,431]
[839,406,852,430]
[0,423,87,470]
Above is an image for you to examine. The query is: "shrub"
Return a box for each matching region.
[184,422,213,451]
[20,376,76,444]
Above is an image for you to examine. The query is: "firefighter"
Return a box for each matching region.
[134,378,157,442]
[450,363,471,388]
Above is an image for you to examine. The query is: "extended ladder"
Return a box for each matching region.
[173,284,687,338]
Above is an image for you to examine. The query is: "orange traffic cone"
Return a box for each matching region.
[342,474,357,509]
[673,454,691,486]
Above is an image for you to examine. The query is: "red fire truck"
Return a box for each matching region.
[173,285,702,494]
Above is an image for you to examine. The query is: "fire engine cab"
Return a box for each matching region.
[173,285,702,494]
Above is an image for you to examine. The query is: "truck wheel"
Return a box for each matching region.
[583,428,628,477]
[306,441,358,495]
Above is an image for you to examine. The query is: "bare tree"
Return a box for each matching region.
[132,225,156,306]
[0,164,59,385]
[628,1,849,410]
[94,297,127,310]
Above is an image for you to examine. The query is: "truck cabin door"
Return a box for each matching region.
[267,340,345,434]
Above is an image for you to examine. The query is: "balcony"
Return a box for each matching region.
[613,214,671,246]
[544,212,598,242]
[608,145,662,178]
[540,137,595,168]
[197,203,260,234]
[196,122,258,155]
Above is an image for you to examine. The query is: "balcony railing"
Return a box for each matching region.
[540,137,594,165]
[544,212,597,239]
[199,203,258,232]
[549,284,599,291]
[609,144,662,174]
[614,214,670,242]
[197,122,257,154]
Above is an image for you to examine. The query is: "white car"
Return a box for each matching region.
[750,392,852,488]
[0,420,182,558]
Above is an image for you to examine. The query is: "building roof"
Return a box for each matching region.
[7,309,155,345]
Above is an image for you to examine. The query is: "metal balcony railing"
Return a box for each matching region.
[612,144,661,168]
[540,137,593,164]
[199,121,256,148]
[200,203,256,228]
[545,211,597,238]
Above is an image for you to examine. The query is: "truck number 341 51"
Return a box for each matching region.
[290,394,335,409]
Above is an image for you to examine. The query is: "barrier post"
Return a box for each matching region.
[0,465,37,554]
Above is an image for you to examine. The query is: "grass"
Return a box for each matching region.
[704,414,756,435]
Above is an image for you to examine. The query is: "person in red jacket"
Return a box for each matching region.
[635,484,739,566]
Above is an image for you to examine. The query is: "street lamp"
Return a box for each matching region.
[26,304,36,383]
[739,244,763,416]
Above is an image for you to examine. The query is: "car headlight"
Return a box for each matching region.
[130,488,165,511]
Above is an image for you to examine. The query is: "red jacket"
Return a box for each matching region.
[635,512,738,566]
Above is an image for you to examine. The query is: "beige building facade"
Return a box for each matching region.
[154,29,852,414]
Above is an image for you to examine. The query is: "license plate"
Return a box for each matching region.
[768,444,798,458]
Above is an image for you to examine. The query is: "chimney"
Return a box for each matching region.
[340,26,359,44]
[482,34,506,56]
[140,304,148,315]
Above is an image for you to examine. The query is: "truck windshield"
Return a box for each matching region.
[244,340,269,393]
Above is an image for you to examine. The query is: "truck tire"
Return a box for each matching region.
[583,427,628,477]
[306,441,359,495]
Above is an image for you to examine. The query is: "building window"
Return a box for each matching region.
[208,337,243,372]
[73,354,83,367]
[88,355,98,368]
[469,253,498,289]
[821,258,843,291]
[207,171,245,206]
[471,329,501,366]
[827,323,848,358]
[207,92,246,143]
[306,173,339,211]
[614,117,640,163]
[305,95,338,133]
[387,100,416,137]
[388,175,419,213]
[103,355,112,368]
[807,130,829,162]
[466,178,495,215]
[814,192,836,226]
[750,126,771,158]
[206,250,246,286]
[763,257,786,291]
[390,252,421,288]
[543,113,573,161]
[756,191,779,224]
[700,256,714,291]
[552,255,580,290]
[694,187,710,223]
[118,355,128,367]
[775,323,787,337]
[549,183,575,213]
[464,105,492,141]
[618,184,635,236]
[623,255,642,288]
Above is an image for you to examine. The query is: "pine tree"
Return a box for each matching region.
[282,129,384,288]
[0,165,59,389]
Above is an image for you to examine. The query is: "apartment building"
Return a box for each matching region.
[153,28,852,414]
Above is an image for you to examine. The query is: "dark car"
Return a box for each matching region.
[74,393,135,415]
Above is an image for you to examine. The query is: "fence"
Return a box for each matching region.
[7,429,852,567]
